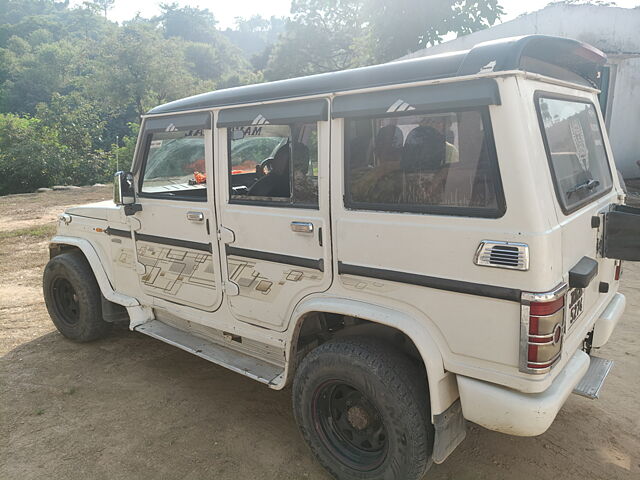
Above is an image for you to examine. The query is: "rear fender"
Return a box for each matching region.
[284,296,458,419]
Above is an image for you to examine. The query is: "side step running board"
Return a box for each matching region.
[136,320,284,386]
[573,356,614,399]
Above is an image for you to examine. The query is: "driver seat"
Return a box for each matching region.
[247,142,291,198]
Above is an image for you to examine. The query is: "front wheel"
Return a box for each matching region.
[292,336,433,480]
[43,251,111,342]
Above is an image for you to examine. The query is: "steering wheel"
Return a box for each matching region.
[256,157,273,179]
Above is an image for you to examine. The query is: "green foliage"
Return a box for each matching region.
[113,122,140,172]
[365,0,504,61]
[265,0,504,80]
[0,113,65,194]
[223,16,286,59]
[265,0,367,80]
[0,0,504,195]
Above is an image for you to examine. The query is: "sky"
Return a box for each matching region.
[71,0,640,29]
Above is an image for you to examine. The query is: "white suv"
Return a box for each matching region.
[43,35,636,480]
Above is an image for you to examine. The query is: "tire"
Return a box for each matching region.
[292,336,434,480]
[43,251,111,342]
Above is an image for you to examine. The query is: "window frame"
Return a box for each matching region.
[342,106,506,218]
[226,122,320,210]
[534,90,614,216]
[136,126,210,203]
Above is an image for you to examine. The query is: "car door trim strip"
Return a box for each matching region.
[337,261,521,302]
[105,227,131,238]
[135,232,213,253]
[226,246,324,272]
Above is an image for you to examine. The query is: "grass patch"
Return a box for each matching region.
[63,386,77,396]
[0,224,56,240]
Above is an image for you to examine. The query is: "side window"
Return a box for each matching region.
[140,129,207,199]
[344,109,504,216]
[228,123,319,207]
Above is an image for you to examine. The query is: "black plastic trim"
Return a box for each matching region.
[218,99,328,127]
[534,91,614,216]
[568,256,598,289]
[228,197,320,210]
[145,111,212,132]
[226,246,324,272]
[338,262,521,302]
[332,78,500,118]
[135,233,212,253]
[105,227,131,238]
[137,192,208,203]
[603,204,640,261]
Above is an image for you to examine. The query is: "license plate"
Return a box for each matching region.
[567,288,584,329]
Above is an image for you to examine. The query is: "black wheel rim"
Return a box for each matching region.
[51,277,80,326]
[312,380,388,471]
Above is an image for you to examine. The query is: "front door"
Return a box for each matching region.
[132,112,223,312]
[215,99,332,331]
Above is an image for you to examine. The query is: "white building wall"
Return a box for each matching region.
[400,5,640,178]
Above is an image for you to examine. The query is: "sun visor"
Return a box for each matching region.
[218,99,328,128]
[332,78,500,119]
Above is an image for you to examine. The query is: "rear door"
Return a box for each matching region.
[215,99,332,331]
[534,89,621,333]
[132,112,223,312]
[329,80,524,367]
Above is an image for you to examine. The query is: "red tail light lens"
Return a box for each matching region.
[615,261,622,281]
[520,286,567,374]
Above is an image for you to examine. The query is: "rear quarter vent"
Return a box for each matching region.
[474,241,529,271]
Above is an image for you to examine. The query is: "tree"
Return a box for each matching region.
[224,15,286,57]
[91,0,115,19]
[265,0,367,80]
[158,3,218,44]
[0,113,66,194]
[266,0,504,80]
[365,0,504,61]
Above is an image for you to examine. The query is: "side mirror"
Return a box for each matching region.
[114,171,141,215]
[114,171,135,205]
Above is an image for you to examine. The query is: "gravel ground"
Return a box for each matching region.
[0,187,638,479]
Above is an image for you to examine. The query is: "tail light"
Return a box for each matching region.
[615,260,622,281]
[520,284,568,374]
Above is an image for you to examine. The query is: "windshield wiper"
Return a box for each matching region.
[567,178,600,198]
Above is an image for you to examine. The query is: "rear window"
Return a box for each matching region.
[537,95,613,213]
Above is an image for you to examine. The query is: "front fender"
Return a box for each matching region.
[283,295,459,418]
[50,235,139,308]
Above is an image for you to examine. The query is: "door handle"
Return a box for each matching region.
[291,221,314,233]
[186,211,204,222]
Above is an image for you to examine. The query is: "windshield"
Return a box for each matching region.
[537,96,613,213]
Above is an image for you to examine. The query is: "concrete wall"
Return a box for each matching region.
[607,57,640,178]
[400,5,640,178]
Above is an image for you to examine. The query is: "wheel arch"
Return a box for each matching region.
[49,236,138,308]
[282,296,459,419]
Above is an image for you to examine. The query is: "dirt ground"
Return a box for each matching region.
[0,187,638,480]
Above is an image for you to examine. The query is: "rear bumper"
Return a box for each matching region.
[457,349,590,436]
[592,292,625,348]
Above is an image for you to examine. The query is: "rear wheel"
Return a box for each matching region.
[43,251,111,342]
[293,336,433,480]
